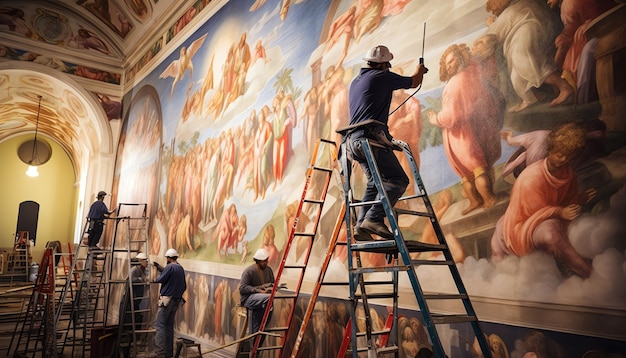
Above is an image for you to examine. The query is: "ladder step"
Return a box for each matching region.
[311,165,332,173]
[353,328,393,338]
[275,293,298,299]
[257,345,283,351]
[394,207,432,218]
[406,241,448,252]
[398,193,427,201]
[411,259,455,266]
[354,292,395,300]
[371,328,392,336]
[352,265,409,274]
[431,314,477,324]
[350,240,448,254]
[377,345,399,354]
[350,240,397,251]
[362,280,395,286]
[294,232,315,238]
[423,293,468,300]
[134,329,156,333]
[349,199,381,208]
[321,281,349,286]
[303,198,324,205]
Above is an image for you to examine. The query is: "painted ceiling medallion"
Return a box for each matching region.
[33,9,69,45]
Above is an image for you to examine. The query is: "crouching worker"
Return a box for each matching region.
[239,248,275,339]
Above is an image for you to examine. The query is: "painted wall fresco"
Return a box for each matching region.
[115,0,626,355]
[0,45,122,85]
[126,0,216,84]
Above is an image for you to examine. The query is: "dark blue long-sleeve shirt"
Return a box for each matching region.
[156,262,186,298]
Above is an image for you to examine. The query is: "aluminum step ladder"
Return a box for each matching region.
[112,203,156,357]
[339,137,493,358]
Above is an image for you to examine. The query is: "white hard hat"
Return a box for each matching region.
[165,248,179,258]
[253,248,269,261]
[363,45,393,63]
[135,252,148,260]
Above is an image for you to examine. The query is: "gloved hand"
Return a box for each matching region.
[153,261,164,272]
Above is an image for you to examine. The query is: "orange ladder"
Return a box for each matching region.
[245,139,342,357]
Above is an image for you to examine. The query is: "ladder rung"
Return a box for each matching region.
[354,292,395,300]
[394,207,432,218]
[431,314,477,324]
[134,329,156,333]
[423,293,468,300]
[349,199,381,208]
[361,279,395,285]
[377,345,399,354]
[294,232,315,238]
[350,240,397,251]
[311,165,333,173]
[321,281,349,286]
[399,193,426,200]
[371,328,392,336]
[303,198,324,205]
[257,345,283,351]
[275,294,298,300]
[405,241,448,252]
[352,265,409,274]
[411,259,455,266]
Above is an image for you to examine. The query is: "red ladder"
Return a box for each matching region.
[248,139,340,357]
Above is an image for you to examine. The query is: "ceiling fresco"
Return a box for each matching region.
[0,0,220,177]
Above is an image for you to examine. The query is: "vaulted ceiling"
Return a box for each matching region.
[0,0,218,177]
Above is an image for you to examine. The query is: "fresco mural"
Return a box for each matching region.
[108,86,163,250]
[0,45,122,85]
[115,0,626,355]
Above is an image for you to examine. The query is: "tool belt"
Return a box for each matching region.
[336,119,401,151]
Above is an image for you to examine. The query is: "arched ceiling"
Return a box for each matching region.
[0,64,110,178]
[0,0,207,178]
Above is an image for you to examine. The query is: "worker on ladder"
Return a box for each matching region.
[86,190,116,249]
[239,248,274,339]
[343,45,428,241]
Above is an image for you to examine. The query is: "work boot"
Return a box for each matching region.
[359,218,394,239]
[353,226,374,241]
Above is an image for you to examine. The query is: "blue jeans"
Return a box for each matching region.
[154,298,180,358]
[346,134,409,224]
[243,293,271,334]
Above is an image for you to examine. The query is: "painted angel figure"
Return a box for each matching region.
[159,33,207,97]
